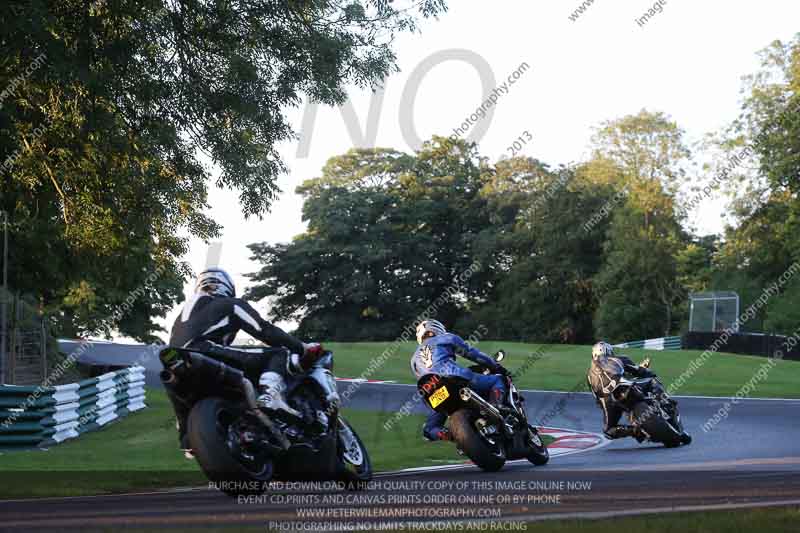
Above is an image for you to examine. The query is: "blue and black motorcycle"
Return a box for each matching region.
[417,350,549,472]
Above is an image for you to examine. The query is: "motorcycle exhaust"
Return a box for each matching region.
[459,388,504,423]
[183,352,248,390]
[160,370,177,385]
[184,352,290,451]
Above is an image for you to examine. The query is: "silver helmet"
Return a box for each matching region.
[416,319,447,344]
[195,268,236,298]
[592,341,615,362]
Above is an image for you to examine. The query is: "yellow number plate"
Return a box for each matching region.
[429,386,450,408]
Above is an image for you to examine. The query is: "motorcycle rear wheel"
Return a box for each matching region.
[187,397,274,496]
[449,409,506,472]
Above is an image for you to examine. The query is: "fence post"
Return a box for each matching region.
[41,319,47,379]
[8,294,18,384]
[0,211,7,385]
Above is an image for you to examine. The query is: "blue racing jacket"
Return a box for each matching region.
[410,333,497,380]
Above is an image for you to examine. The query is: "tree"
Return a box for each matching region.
[248,129,695,344]
[713,34,800,333]
[587,110,692,340]
[247,137,492,341]
[473,162,613,343]
[0,0,447,340]
[593,203,687,340]
[251,143,621,344]
[247,147,416,340]
[676,236,717,295]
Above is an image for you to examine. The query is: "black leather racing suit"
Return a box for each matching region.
[587,355,655,439]
[166,293,305,444]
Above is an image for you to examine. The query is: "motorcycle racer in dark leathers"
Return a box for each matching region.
[586,341,653,441]
[166,268,324,455]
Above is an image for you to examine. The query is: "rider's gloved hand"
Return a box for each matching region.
[639,368,657,378]
[493,365,511,377]
[299,342,325,371]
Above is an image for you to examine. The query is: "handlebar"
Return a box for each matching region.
[468,364,510,377]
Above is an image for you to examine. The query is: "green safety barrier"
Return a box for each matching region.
[0,366,146,449]
[614,336,682,351]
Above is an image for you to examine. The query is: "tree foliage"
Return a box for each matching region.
[473,163,612,343]
[249,82,797,343]
[586,110,692,340]
[248,127,692,343]
[247,138,493,340]
[248,43,800,343]
[715,34,800,332]
[0,0,446,340]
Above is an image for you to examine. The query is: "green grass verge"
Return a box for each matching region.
[0,389,204,498]
[0,388,553,498]
[514,506,800,533]
[327,341,800,398]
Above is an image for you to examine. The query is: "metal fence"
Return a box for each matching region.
[1,293,49,385]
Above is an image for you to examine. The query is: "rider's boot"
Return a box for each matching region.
[491,387,516,430]
[164,382,194,458]
[179,425,194,460]
[257,371,302,419]
[423,429,453,442]
[605,425,645,442]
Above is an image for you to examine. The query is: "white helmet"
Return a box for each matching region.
[195,268,235,298]
[416,319,447,344]
[592,341,615,362]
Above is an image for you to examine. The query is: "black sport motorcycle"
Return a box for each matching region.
[608,358,692,447]
[417,351,549,472]
[159,346,372,495]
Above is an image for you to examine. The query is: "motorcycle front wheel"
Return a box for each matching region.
[633,401,682,448]
[337,417,373,487]
[526,425,550,466]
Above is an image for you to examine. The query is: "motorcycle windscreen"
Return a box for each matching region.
[600,358,625,381]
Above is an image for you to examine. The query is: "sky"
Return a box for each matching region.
[143,0,800,343]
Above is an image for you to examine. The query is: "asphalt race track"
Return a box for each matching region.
[1,384,799,531]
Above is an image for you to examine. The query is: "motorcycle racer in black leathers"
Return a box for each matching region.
[586,341,653,441]
[166,268,324,454]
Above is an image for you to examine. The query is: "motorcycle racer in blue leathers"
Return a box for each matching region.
[410,319,508,441]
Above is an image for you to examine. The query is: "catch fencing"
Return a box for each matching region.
[0,365,146,448]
